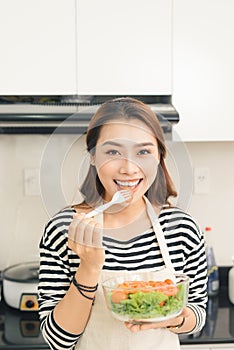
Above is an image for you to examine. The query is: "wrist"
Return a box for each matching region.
[72,275,98,304]
[167,316,185,331]
[76,264,101,283]
[79,265,102,274]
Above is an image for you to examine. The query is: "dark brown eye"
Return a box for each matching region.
[138,149,150,155]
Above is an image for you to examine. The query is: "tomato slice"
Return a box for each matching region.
[111,290,128,304]
[112,278,179,300]
[157,285,179,296]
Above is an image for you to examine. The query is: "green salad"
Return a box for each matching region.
[108,281,186,320]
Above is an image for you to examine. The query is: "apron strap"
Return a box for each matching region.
[98,196,175,272]
[144,196,175,271]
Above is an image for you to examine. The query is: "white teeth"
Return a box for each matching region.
[115,180,140,187]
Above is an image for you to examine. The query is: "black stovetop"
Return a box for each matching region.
[179,288,234,345]
[0,298,49,349]
[180,266,234,345]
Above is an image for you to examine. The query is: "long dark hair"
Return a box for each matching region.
[79,97,177,207]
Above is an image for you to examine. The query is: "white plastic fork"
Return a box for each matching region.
[85,190,132,218]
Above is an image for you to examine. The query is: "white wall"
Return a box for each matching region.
[185,141,234,266]
[0,134,233,270]
[0,133,85,270]
[166,140,234,266]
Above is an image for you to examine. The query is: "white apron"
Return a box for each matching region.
[76,198,181,350]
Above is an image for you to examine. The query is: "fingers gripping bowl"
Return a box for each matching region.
[102,273,189,323]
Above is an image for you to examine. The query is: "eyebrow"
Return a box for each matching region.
[101,141,156,148]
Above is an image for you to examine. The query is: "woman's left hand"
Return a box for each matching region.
[125,307,191,333]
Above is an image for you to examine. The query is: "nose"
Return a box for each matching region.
[119,158,139,175]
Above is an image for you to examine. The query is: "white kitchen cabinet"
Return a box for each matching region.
[76,0,172,95]
[213,348,234,350]
[181,346,234,350]
[173,0,234,141]
[0,0,77,95]
[181,347,209,350]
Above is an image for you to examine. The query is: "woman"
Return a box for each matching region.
[38,97,207,350]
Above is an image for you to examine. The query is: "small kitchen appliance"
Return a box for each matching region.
[2,261,39,311]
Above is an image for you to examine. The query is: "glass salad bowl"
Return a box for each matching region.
[102,272,189,323]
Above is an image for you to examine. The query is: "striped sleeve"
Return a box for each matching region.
[159,207,208,334]
[41,310,82,350]
[38,209,82,350]
[187,304,206,334]
[185,227,208,334]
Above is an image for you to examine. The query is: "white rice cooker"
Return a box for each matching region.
[2,261,39,311]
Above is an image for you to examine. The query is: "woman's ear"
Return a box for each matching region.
[90,155,95,166]
[157,151,161,164]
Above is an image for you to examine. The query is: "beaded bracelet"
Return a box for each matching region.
[72,276,98,304]
[167,316,185,330]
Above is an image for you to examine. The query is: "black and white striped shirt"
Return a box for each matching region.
[38,206,208,350]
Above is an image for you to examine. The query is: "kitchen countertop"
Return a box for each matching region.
[180,267,234,346]
[179,287,234,345]
[0,298,49,349]
[0,267,233,349]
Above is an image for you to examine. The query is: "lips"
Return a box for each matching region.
[114,179,142,190]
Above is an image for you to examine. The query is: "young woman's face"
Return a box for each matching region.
[93,119,160,202]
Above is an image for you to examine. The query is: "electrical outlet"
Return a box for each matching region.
[24,168,40,196]
[193,167,210,194]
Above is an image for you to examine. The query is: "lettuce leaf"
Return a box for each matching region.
[109,285,185,320]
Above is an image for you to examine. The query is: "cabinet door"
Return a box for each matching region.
[0,0,77,94]
[181,346,210,350]
[76,0,172,95]
[173,0,234,141]
[212,348,234,350]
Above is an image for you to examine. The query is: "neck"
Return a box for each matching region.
[103,197,147,229]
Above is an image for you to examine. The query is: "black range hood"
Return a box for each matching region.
[0,95,179,137]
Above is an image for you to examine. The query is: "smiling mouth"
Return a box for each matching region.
[114,179,142,190]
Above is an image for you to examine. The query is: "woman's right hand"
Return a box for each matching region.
[68,213,105,273]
